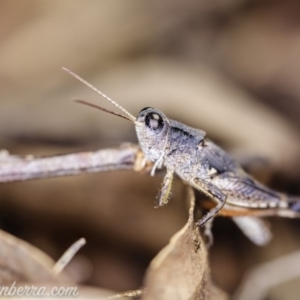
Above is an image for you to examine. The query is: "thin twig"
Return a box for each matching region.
[53,238,86,275]
[0,144,146,183]
[101,289,144,299]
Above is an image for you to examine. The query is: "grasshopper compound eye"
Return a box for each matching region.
[145,112,164,133]
[137,107,166,135]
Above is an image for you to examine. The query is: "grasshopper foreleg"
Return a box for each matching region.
[192,178,227,227]
[155,168,174,207]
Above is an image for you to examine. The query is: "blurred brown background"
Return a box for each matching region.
[0,1,300,299]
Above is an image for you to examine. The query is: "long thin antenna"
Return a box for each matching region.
[62,67,136,122]
[74,99,135,123]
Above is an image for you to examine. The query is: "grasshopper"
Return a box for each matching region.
[63,68,300,245]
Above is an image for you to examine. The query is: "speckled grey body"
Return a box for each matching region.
[135,107,297,226]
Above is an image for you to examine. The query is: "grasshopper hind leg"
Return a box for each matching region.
[192,178,227,227]
[288,197,300,212]
[233,216,272,246]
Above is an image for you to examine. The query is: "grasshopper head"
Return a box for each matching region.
[135,107,170,162]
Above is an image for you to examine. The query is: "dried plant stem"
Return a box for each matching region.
[53,238,86,275]
[0,144,143,183]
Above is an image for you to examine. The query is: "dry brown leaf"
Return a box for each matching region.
[142,187,228,300]
[0,230,133,299]
[0,229,67,285]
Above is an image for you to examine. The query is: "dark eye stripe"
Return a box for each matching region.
[139,107,153,114]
